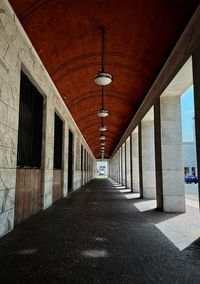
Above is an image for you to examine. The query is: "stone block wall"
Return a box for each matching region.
[0,0,96,237]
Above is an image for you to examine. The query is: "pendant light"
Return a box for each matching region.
[98,118,107,131]
[99,134,106,140]
[94,28,112,85]
[97,86,109,117]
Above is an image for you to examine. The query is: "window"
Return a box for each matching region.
[184,167,189,175]
[17,71,43,168]
[53,113,63,169]
[191,167,196,176]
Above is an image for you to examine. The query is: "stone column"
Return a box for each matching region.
[122,144,126,186]
[141,113,156,199]
[126,137,131,188]
[154,96,185,212]
[132,127,140,193]
[117,150,120,183]
[119,149,121,184]
[120,147,123,185]
[124,142,127,188]
[113,156,116,181]
[138,123,143,197]
[130,133,134,192]
[193,46,200,209]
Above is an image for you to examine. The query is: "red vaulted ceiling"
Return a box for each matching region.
[9,0,199,158]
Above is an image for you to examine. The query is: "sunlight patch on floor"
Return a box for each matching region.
[124,193,140,199]
[116,186,126,189]
[119,189,131,193]
[82,249,109,258]
[15,249,38,255]
[134,200,157,212]
[156,208,200,251]
[95,237,106,242]
[186,198,199,209]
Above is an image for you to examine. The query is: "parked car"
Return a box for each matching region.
[184,175,198,184]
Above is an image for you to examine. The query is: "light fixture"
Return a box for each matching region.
[100,146,105,150]
[100,142,105,146]
[97,109,109,117]
[94,28,112,85]
[97,86,109,117]
[99,134,106,140]
[98,118,107,131]
[98,125,107,131]
[95,73,112,86]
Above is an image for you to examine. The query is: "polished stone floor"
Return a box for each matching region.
[1,178,200,283]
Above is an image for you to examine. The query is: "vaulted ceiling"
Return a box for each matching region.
[9,0,199,158]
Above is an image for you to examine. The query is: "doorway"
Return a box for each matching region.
[68,129,74,192]
[15,71,43,224]
[53,113,63,202]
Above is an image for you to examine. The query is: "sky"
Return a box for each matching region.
[181,85,195,142]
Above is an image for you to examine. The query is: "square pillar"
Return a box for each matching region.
[122,144,126,186]
[132,128,140,193]
[154,96,185,212]
[126,137,131,188]
[141,119,156,199]
[119,149,121,184]
[124,141,127,187]
[120,147,123,185]
[118,151,120,183]
[193,45,200,209]
[138,123,143,197]
[130,133,134,192]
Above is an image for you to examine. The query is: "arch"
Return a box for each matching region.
[77,110,130,123]
[84,130,119,141]
[51,52,139,76]
[81,121,123,134]
[55,62,148,83]
[68,92,134,109]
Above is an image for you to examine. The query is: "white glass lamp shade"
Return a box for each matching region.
[99,134,106,140]
[97,109,109,117]
[98,125,107,131]
[94,72,112,85]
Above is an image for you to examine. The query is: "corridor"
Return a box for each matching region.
[0,179,200,283]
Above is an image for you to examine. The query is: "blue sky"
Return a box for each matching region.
[181,85,195,142]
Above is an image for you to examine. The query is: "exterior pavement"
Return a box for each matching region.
[0,178,200,283]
